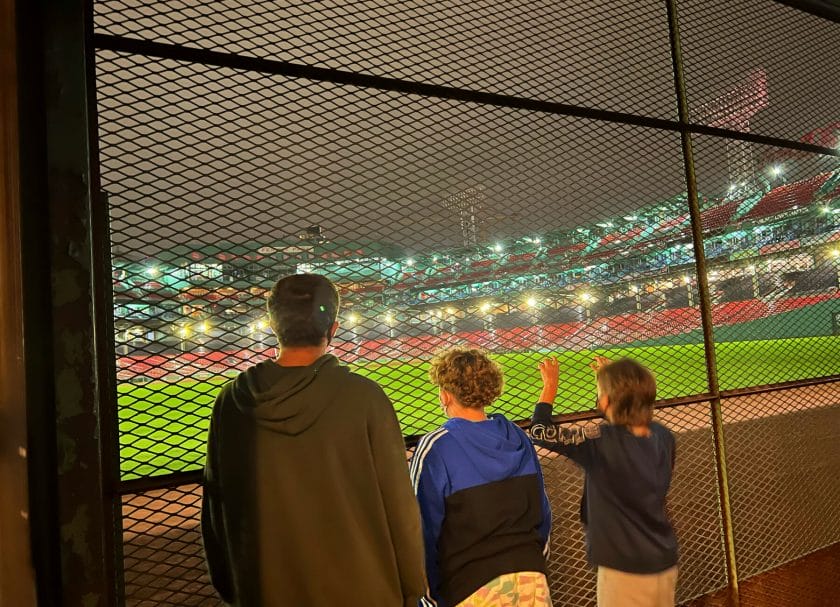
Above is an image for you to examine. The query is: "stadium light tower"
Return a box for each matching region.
[444,185,486,247]
[695,69,769,196]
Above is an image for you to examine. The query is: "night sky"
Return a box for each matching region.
[94,0,839,257]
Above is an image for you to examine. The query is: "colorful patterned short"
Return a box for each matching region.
[457,571,553,607]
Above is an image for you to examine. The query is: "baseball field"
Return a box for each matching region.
[117,335,840,479]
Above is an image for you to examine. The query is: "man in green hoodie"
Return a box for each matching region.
[202,274,426,606]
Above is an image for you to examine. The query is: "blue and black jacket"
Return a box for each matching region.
[409,413,551,607]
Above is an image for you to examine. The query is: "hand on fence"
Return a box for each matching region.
[589,355,611,374]
[538,357,560,404]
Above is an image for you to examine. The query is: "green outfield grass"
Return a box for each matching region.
[117,336,840,479]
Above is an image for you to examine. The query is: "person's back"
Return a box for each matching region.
[576,421,677,573]
[411,348,552,607]
[202,274,425,606]
[531,357,678,607]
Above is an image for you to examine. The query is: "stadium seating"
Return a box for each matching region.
[742,173,831,222]
[118,287,840,383]
[697,200,742,233]
[770,292,838,314]
[546,243,586,257]
[711,300,769,325]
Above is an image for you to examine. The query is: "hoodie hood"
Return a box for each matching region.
[230,354,345,435]
[443,414,534,481]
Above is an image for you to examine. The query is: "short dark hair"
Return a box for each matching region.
[267,274,339,347]
[596,358,656,426]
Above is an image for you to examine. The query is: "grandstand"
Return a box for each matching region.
[112,163,840,381]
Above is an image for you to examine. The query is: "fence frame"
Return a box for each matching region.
[16,0,838,604]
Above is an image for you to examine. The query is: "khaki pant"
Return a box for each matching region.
[597,566,678,607]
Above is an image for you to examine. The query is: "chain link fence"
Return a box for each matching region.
[91,0,840,604]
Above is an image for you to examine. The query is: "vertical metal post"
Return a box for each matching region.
[15,0,117,603]
[665,1,740,605]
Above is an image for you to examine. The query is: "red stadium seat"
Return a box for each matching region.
[742,173,831,222]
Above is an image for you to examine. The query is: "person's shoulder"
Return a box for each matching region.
[414,426,452,456]
[649,421,676,447]
[329,366,394,412]
[650,421,674,438]
[327,363,384,392]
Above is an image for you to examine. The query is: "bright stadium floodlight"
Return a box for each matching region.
[630,285,639,294]
[480,302,492,314]
[257,320,267,331]
[493,243,503,253]
[534,238,541,244]
[728,184,737,193]
[747,265,756,272]
[347,313,359,324]
[682,275,691,284]
[178,325,190,338]
[446,307,456,315]
[821,205,831,214]
[526,297,537,308]
[433,256,438,262]
[831,249,840,258]
[580,292,593,303]
[384,312,394,324]
[406,258,414,266]
[147,266,159,278]
[770,165,783,178]
[199,321,209,333]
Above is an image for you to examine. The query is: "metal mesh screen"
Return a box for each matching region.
[692,136,840,390]
[96,50,705,480]
[679,0,840,143]
[94,0,677,118]
[722,383,840,581]
[89,0,840,605]
[123,485,215,606]
[122,413,726,607]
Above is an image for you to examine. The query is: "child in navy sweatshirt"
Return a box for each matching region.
[410,347,552,607]
[530,356,678,607]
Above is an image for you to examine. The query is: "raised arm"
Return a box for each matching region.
[529,357,559,441]
[529,357,601,468]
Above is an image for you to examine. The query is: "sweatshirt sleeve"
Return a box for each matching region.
[409,436,449,606]
[201,389,235,604]
[529,401,599,468]
[533,446,553,558]
[369,391,427,606]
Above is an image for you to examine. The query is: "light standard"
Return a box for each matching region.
[682,276,693,308]
[580,292,594,321]
[747,264,759,298]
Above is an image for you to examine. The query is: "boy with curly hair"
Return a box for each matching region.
[530,356,678,607]
[410,347,552,607]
